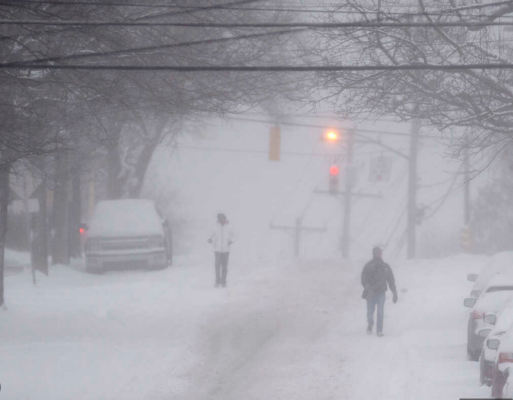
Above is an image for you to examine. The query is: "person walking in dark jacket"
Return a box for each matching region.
[361,247,397,337]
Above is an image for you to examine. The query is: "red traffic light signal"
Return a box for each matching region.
[329,164,339,195]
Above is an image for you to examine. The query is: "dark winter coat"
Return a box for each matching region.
[361,258,397,296]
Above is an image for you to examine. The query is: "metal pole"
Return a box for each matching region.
[407,119,420,259]
[341,128,354,258]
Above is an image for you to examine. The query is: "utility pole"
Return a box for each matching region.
[463,145,470,226]
[407,119,420,259]
[341,128,355,258]
[22,174,36,285]
[270,217,326,258]
[315,126,382,258]
[461,144,472,253]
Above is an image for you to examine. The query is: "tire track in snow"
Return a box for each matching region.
[176,260,359,400]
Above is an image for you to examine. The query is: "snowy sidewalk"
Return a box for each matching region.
[0,254,495,399]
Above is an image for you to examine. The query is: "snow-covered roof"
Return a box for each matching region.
[87,199,164,238]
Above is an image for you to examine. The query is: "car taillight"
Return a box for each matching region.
[472,310,484,319]
[499,353,513,364]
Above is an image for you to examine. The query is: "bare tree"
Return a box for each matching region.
[306,0,513,159]
[0,1,299,304]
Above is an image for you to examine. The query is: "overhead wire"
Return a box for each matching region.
[5,19,513,28]
[175,144,340,157]
[2,27,306,65]
[5,63,513,72]
[4,0,513,18]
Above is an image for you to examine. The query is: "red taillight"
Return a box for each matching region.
[499,353,513,364]
[472,310,484,319]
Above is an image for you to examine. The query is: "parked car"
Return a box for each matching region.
[464,276,513,361]
[84,199,170,273]
[500,365,513,399]
[469,252,513,298]
[491,325,513,397]
[480,299,513,386]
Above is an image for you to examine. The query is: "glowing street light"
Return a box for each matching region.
[326,130,339,141]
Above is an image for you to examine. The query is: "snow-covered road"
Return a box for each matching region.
[0,254,495,399]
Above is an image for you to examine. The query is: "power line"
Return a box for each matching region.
[5,62,513,73]
[176,144,339,157]
[133,0,265,21]
[223,116,441,139]
[5,0,513,18]
[5,19,513,28]
[3,28,305,66]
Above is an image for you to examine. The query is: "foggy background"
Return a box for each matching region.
[145,115,468,261]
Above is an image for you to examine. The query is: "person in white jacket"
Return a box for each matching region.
[208,213,235,287]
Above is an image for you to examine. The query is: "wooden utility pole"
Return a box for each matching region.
[341,129,355,258]
[22,174,36,284]
[270,217,326,258]
[52,151,70,265]
[407,119,420,259]
[463,145,470,226]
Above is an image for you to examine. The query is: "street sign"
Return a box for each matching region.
[9,171,41,200]
[9,199,40,214]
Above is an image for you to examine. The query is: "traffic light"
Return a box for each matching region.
[329,164,339,195]
[269,125,281,161]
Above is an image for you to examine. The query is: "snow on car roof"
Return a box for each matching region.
[88,199,164,238]
[497,320,513,352]
[493,299,513,334]
[485,274,513,291]
[492,252,513,268]
[475,291,513,314]
[473,253,513,290]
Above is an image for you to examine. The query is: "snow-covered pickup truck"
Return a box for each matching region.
[84,199,170,273]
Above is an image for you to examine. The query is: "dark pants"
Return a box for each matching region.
[215,252,230,285]
[366,292,386,333]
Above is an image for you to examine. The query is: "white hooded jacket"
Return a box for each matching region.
[209,222,235,253]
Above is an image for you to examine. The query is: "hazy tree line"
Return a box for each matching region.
[3,0,513,305]
[0,0,296,305]
[302,0,513,255]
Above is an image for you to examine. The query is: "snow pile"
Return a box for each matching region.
[0,252,495,399]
